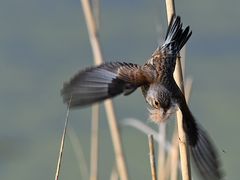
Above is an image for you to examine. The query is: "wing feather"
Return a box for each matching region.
[61,62,156,107]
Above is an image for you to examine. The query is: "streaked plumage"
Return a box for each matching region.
[61,16,223,179]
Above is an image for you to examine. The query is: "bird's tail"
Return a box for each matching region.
[179,102,223,180]
[161,16,192,54]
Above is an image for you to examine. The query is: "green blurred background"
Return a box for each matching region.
[0,0,239,179]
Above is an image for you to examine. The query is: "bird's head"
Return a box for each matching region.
[145,84,177,123]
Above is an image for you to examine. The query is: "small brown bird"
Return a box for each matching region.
[61,16,222,179]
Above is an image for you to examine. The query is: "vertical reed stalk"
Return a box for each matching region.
[155,5,167,180]
[90,104,99,180]
[165,0,191,179]
[148,135,157,180]
[170,78,193,180]
[92,0,100,31]
[110,165,119,180]
[54,99,71,180]
[68,127,89,180]
[170,129,179,180]
[89,1,100,179]
[184,78,193,102]
[80,0,128,179]
[157,124,166,180]
[104,100,128,179]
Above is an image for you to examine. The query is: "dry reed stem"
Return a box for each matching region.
[165,0,192,179]
[166,45,192,180]
[184,78,193,102]
[110,165,119,180]
[104,100,128,179]
[68,127,89,180]
[170,78,193,180]
[81,0,128,179]
[180,47,186,80]
[90,104,99,180]
[157,124,166,180]
[89,1,100,179]
[148,134,157,180]
[93,0,100,31]
[165,78,193,180]
[169,131,179,180]
[54,99,71,180]
[81,0,101,65]
[155,5,167,180]
[163,125,179,180]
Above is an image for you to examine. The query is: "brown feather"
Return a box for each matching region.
[117,63,157,85]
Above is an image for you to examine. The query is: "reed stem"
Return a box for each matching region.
[165,0,192,179]
[68,127,89,180]
[157,124,166,180]
[54,99,71,180]
[80,0,128,179]
[90,104,99,180]
[148,135,157,180]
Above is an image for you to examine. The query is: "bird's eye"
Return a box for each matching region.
[154,100,159,107]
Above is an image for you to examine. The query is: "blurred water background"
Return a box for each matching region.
[0,0,239,179]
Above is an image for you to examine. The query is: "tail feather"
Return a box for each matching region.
[180,102,223,179]
[181,103,199,146]
[161,16,192,53]
[190,127,223,180]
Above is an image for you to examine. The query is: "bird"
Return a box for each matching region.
[61,15,223,179]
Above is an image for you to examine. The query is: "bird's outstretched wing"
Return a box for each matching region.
[61,62,156,107]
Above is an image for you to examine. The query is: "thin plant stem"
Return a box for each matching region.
[157,123,166,180]
[88,1,100,180]
[68,127,89,180]
[154,4,167,180]
[181,47,186,80]
[92,0,100,31]
[165,1,192,179]
[184,78,193,102]
[169,130,179,180]
[90,104,99,180]
[170,78,193,180]
[104,100,128,180]
[80,0,128,179]
[110,164,119,180]
[148,134,157,180]
[54,98,71,180]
